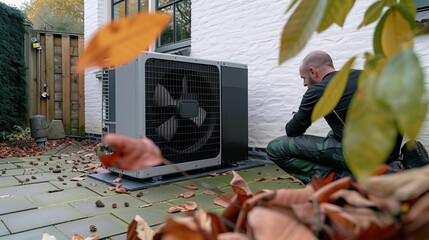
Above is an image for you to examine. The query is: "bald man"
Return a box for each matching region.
[266,51,402,184]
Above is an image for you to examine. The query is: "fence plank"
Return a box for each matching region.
[62,35,71,135]
[40,34,46,117]
[78,36,85,136]
[30,38,38,117]
[45,34,55,123]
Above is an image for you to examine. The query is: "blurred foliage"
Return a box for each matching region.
[1,126,31,147]
[280,0,428,181]
[0,2,28,133]
[22,0,83,33]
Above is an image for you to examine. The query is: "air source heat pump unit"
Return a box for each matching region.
[102,52,248,179]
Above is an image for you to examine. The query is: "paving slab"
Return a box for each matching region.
[0,163,20,170]
[112,202,182,226]
[0,182,56,196]
[135,184,198,203]
[0,222,10,237]
[0,226,68,240]
[0,195,37,215]
[27,187,101,207]
[55,214,128,239]
[242,163,289,176]
[1,204,86,233]
[0,176,21,187]
[70,194,149,217]
[110,233,128,240]
[15,172,66,184]
[167,191,221,211]
[0,168,26,177]
[247,178,304,193]
[0,158,24,163]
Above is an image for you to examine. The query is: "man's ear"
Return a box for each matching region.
[309,67,318,78]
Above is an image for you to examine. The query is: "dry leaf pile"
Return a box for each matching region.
[140,167,429,240]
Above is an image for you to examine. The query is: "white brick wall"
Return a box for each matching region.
[191,0,429,149]
[84,0,105,135]
[85,0,429,149]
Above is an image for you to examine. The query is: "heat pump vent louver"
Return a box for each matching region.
[145,58,221,164]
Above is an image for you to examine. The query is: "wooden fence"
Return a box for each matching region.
[26,30,85,136]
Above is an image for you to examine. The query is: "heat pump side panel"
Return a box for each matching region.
[114,60,139,140]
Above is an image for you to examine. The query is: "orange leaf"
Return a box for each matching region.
[230,171,252,196]
[100,134,163,171]
[77,12,171,71]
[184,184,199,190]
[180,191,195,199]
[213,193,235,208]
[126,215,154,240]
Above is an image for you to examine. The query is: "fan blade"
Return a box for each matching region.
[156,115,178,141]
[190,107,207,127]
[153,84,176,106]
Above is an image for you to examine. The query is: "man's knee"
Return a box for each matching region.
[266,136,291,161]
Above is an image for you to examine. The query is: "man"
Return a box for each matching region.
[266,50,401,184]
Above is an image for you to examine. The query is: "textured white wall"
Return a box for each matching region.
[84,0,105,135]
[85,0,429,148]
[190,0,429,149]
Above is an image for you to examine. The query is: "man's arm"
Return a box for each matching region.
[285,86,324,136]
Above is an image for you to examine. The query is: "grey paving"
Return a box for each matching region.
[0,222,9,237]
[112,202,182,226]
[55,214,128,239]
[1,204,86,233]
[26,187,101,207]
[0,176,21,188]
[0,195,36,215]
[0,226,68,240]
[0,182,56,196]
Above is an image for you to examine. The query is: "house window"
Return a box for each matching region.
[112,0,149,20]
[414,0,429,33]
[156,0,191,52]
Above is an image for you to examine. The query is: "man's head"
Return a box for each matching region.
[299,50,335,87]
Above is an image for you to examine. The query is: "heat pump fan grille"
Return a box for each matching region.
[145,58,220,164]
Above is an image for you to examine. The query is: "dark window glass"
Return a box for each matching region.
[175,0,191,42]
[112,0,149,20]
[113,1,126,19]
[159,5,174,46]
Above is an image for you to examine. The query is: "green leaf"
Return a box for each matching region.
[376,47,428,140]
[279,0,327,64]
[343,79,397,182]
[285,0,300,13]
[373,8,391,56]
[399,0,416,19]
[358,0,385,29]
[317,0,356,32]
[380,6,414,58]
[311,56,356,122]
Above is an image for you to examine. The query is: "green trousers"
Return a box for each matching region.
[266,131,351,184]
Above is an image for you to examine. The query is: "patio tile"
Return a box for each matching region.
[0,195,36,215]
[112,202,182,226]
[0,182,56,196]
[110,233,128,240]
[247,178,304,193]
[0,221,10,237]
[0,226,68,240]
[0,158,24,163]
[1,204,86,233]
[173,176,230,190]
[26,187,101,207]
[0,176,21,187]
[15,172,66,184]
[55,214,128,239]
[135,184,197,203]
[85,178,119,197]
[0,163,20,170]
[0,168,26,177]
[242,163,289,176]
[167,191,220,211]
[70,194,149,217]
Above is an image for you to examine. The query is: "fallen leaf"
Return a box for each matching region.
[213,193,235,208]
[139,203,153,208]
[167,201,197,213]
[42,232,57,240]
[180,191,195,199]
[115,187,130,194]
[230,171,252,196]
[248,207,317,240]
[77,12,171,70]
[100,134,164,171]
[70,177,85,181]
[184,184,199,190]
[72,234,99,240]
[154,216,205,240]
[126,215,155,240]
[112,177,122,183]
[218,232,249,240]
[203,190,217,196]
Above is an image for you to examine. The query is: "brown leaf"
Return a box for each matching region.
[167,201,197,213]
[180,191,195,199]
[72,234,99,240]
[100,134,163,171]
[126,215,154,240]
[184,184,199,190]
[330,189,376,208]
[112,177,122,183]
[154,217,206,240]
[312,177,352,204]
[218,232,249,240]
[139,203,153,208]
[77,12,171,70]
[403,192,429,237]
[230,171,252,196]
[203,190,217,196]
[70,177,85,181]
[213,193,235,208]
[115,187,130,194]
[247,207,317,240]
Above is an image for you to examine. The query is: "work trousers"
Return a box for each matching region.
[266,131,351,184]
